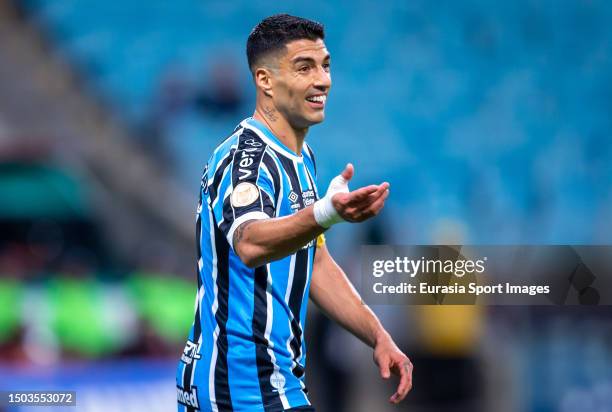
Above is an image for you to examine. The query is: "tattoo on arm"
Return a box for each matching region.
[262,105,278,122]
[233,220,256,248]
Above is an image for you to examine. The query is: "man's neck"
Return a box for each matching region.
[253,106,307,156]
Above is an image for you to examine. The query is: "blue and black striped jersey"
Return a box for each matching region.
[177,117,320,412]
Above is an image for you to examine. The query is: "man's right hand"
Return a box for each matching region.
[330,163,389,223]
[236,163,389,267]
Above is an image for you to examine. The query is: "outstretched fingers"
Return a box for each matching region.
[361,182,389,206]
[344,185,379,205]
[350,183,390,212]
[331,182,390,222]
[347,182,389,205]
[366,187,389,216]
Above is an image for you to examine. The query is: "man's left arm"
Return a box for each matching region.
[309,242,413,404]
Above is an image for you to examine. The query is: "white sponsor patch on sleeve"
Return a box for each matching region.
[231,182,260,207]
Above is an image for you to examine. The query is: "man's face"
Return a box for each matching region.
[269,38,331,128]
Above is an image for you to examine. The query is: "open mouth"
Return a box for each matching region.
[305,94,326,109]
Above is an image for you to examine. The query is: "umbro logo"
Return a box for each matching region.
[288,191,299,203]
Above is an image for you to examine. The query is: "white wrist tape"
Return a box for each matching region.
[313,173,349,228]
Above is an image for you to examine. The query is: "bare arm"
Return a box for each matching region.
[310,244,413,404]
[233,164,388,268]
[232,205,324,268]
[309,243,381,346]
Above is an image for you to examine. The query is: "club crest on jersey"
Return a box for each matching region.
[231,182,260,207]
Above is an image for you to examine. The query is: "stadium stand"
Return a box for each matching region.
[17,0,612,244]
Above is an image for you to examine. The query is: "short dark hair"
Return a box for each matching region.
[247,14,325,73]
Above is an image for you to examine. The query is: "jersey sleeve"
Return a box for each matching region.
[213,132,277,247]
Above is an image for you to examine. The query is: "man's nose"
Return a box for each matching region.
[313,66,331,90]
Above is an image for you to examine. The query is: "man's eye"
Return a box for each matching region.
[322,63,330,71]
[298,66,310,73]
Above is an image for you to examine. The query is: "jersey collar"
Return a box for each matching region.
[242,117,304,162]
